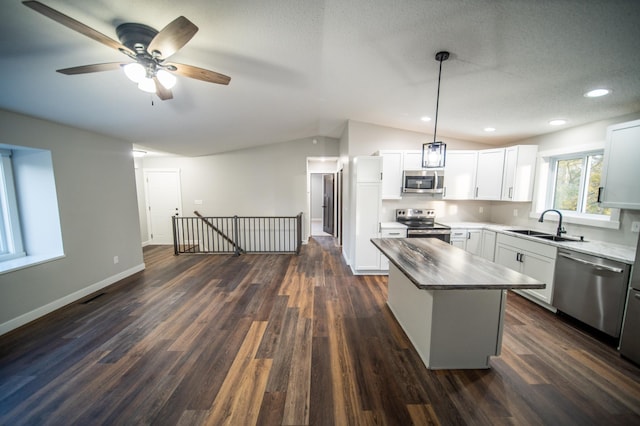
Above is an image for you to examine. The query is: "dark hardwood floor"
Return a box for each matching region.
[1,237,640,425]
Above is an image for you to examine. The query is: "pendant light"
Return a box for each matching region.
[422,51,450,168]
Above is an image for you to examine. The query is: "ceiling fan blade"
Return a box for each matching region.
[147,16,198,60]
[154,78,174,100]
[56,62,125,75]
[167,63,231,85]
[22,1,133,55]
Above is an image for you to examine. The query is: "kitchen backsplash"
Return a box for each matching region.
[381,198,640,247]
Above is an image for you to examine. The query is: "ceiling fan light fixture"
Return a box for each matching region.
[138,77,156,93]
[123,62,146,83]
[156,69,177,89]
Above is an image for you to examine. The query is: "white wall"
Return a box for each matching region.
[0,109,145,334]
[139,136,340,241]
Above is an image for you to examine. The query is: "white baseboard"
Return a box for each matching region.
[0,263,146,336]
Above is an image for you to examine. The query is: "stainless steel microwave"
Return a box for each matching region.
[402,169,444,194]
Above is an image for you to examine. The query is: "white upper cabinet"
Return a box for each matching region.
[475,149,505,200]
[403,150,423,170]
[501,145,538,202]
[443,151,478,199]
[376,150,403,199]
[600,119,640,210]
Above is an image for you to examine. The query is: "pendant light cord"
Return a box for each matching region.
[433,56,444,144]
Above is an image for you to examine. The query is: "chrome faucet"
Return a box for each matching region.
[538,209,566,237]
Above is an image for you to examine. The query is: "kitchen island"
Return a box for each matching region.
[371,237,545,369]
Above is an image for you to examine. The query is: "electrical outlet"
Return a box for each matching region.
[113,255,119,264]
[194,200,203,205]
[632,221,640,233]
[513,209,518,217]
[479,206,484,214]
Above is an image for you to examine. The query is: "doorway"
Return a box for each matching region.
[144,169,182,245]
[310,173,333,236]
[307,157,340,241]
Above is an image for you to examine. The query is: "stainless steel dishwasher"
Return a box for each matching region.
[553,248,631,338]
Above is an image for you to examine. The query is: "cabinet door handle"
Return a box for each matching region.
[475,187,479,198]
[515,253,520,262]
[467,232,471,239]
[443,187,447,198]
[597,187,603,203]
[509,187,513,199]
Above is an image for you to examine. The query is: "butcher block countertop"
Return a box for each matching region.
[371,238,545,291]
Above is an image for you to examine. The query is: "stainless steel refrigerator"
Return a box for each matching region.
[620,235,640,364]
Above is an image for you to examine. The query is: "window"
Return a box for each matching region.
[0,149,25,261]
[533,143,620,229]
[549,151,610,218]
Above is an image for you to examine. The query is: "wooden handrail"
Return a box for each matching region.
[193,211,245,254]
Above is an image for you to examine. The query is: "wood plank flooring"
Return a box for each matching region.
[1,237,640,425]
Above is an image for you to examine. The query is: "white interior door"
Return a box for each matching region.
[144,169,182,245]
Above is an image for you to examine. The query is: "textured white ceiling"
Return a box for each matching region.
[1,0,639,156]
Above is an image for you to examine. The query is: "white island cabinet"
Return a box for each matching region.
[372,238,544,370]
[599,119,640,209]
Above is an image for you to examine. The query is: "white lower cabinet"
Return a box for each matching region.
[480,230,496,261]
[494,234,557,308]
[353,182,382,271]
[379,227,407,271]
[450,228,482,255]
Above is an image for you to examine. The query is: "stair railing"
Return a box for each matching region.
[172,212,303,256]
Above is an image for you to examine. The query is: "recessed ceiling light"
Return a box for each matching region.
[484,127,496,132]
[549,119,567,126]
[584,88,610,98]
[420,116,432,122]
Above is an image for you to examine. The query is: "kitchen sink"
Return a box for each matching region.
[508,229,553,237]
[533,234,585,242]
[507,229,586,242]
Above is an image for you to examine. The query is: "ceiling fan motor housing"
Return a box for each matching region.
[116,23,158,53]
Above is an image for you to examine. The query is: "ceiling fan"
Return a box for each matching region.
[22,0,231,100]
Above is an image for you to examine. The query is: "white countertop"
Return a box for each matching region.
[380,222,408,230]
[441,221,636,264]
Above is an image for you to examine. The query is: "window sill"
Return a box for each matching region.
[0,253,65,275]
[528,211,620,230]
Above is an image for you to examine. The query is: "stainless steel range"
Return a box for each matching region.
[395,208,451,242]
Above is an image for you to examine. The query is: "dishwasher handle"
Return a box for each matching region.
[558,252,624,273]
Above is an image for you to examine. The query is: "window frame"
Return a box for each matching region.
[546,150,609,218]
[532,143,620,230]
[0,149,26,262]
